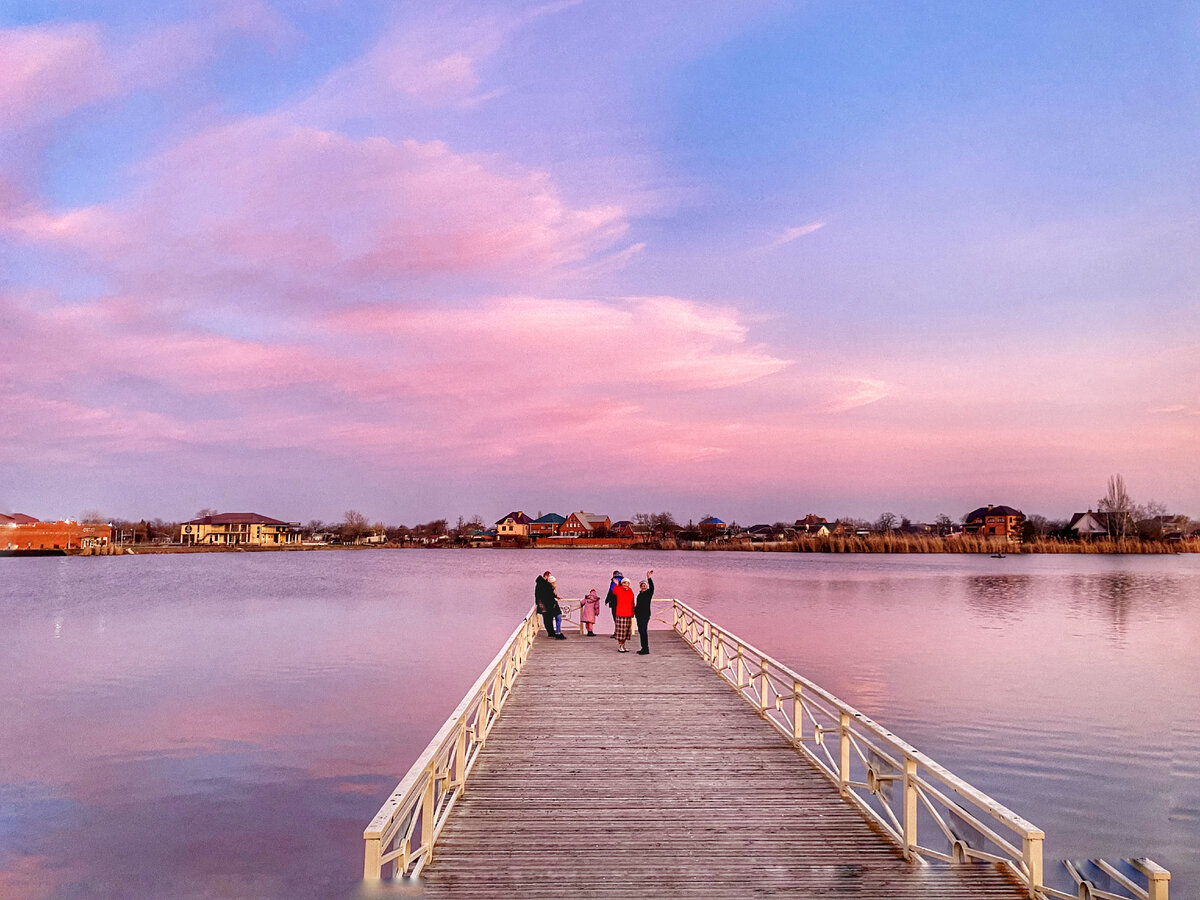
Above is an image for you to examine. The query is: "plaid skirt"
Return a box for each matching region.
[614,616,632,642]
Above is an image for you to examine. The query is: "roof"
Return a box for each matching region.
[964,505,1023,522]
[532,513,565,524]
[2,513,41,524]
[185,513,293,526]
[699,516,726,526]
[494,511,534,525]
[747,524,775,534]
[611,520,633,529]
[1068,511,1112,530]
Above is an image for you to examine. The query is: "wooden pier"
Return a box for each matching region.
[364,601,1170,900]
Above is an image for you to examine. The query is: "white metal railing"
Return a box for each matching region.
[670,600,1170,900]
[362,607,541,880]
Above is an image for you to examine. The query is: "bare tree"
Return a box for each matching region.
[343,509,369,544]
[874,512,898,533]
[1098,474,1134,540]
[195,508,219,518]
[80,509,106,524]
[933,513,954,536]
[1134,499,1167,540]
[649,512,680,536]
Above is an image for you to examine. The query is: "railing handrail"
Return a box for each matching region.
[671,598,1041,837]
[363,605,541,878]
[669,598,1170,900]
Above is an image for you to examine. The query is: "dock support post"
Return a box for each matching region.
[902,757,918,858]
[838,712,851,795]
[1022,833,1044,898]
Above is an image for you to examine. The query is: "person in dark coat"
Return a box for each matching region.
[605,570,622,638]
[635,570,654,654]
[535,571,564,639]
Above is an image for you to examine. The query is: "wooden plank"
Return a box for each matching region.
[416,630,1028,898]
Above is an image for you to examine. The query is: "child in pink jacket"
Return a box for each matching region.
[581,589,601,636]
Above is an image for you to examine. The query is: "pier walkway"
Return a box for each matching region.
[364,601,1170,900]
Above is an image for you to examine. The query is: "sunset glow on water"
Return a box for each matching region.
[1,551,1196,898]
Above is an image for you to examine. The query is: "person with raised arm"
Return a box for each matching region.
[635,570,655,655]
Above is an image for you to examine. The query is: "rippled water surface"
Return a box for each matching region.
[1,550,1197,897]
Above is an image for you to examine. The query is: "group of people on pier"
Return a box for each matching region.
[534,569,655,654]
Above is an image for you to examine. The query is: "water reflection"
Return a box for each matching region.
[0,551,1197,897]
[1066,572,1183,638]
[964,574,1033,623]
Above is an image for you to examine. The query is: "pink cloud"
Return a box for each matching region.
[0,23,118,130]
[0,8,291,133]
[15,118,628,293]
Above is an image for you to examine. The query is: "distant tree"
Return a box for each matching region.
[304,519,325,537]
[343,509,369,543]
[933,513,954,536]
[196,508,219,518]
[1134,500,1168,540]
[900,515,912,531]
[874,512,898,533]
[1098,474,1134,540]
[80,509,106,524]
[648,512,680,536]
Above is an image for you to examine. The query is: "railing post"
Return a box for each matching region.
[702,620,712,663]
[363,835,382,880]
[736,645,746,688]
[715,635,724,672]
[792,681,803,742]
[1022,833,1044,898]
[420,775,435,863]
[902,757,918,859]
[1147,868,1170,900]
[454,723,467,790]
[838,712,851,795]
[758,660,770,713]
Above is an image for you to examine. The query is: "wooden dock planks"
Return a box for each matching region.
[418,629,1027,898]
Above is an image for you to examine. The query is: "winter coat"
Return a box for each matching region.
[613,583,635,618]
[581,591,601,624]
[535,576,561,616]
[635,577,654,618]
[605,579,619,611]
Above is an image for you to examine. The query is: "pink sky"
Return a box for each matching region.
[2,2,1197,524]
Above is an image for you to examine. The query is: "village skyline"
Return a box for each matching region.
[3,2,1198,530]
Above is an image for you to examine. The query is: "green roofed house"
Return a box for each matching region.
[530,513,565,537]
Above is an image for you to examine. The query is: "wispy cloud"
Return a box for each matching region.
[826,378,895,412]
[755,222,825,253]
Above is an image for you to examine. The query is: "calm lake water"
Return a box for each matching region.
[1,550,1197,898]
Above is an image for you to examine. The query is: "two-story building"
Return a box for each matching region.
[495,511,534,541]
[962,505,1025,541]
[559,512,611,537]
[180,513,301,546]
[1,514,111,551]
[529,513,565,537]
